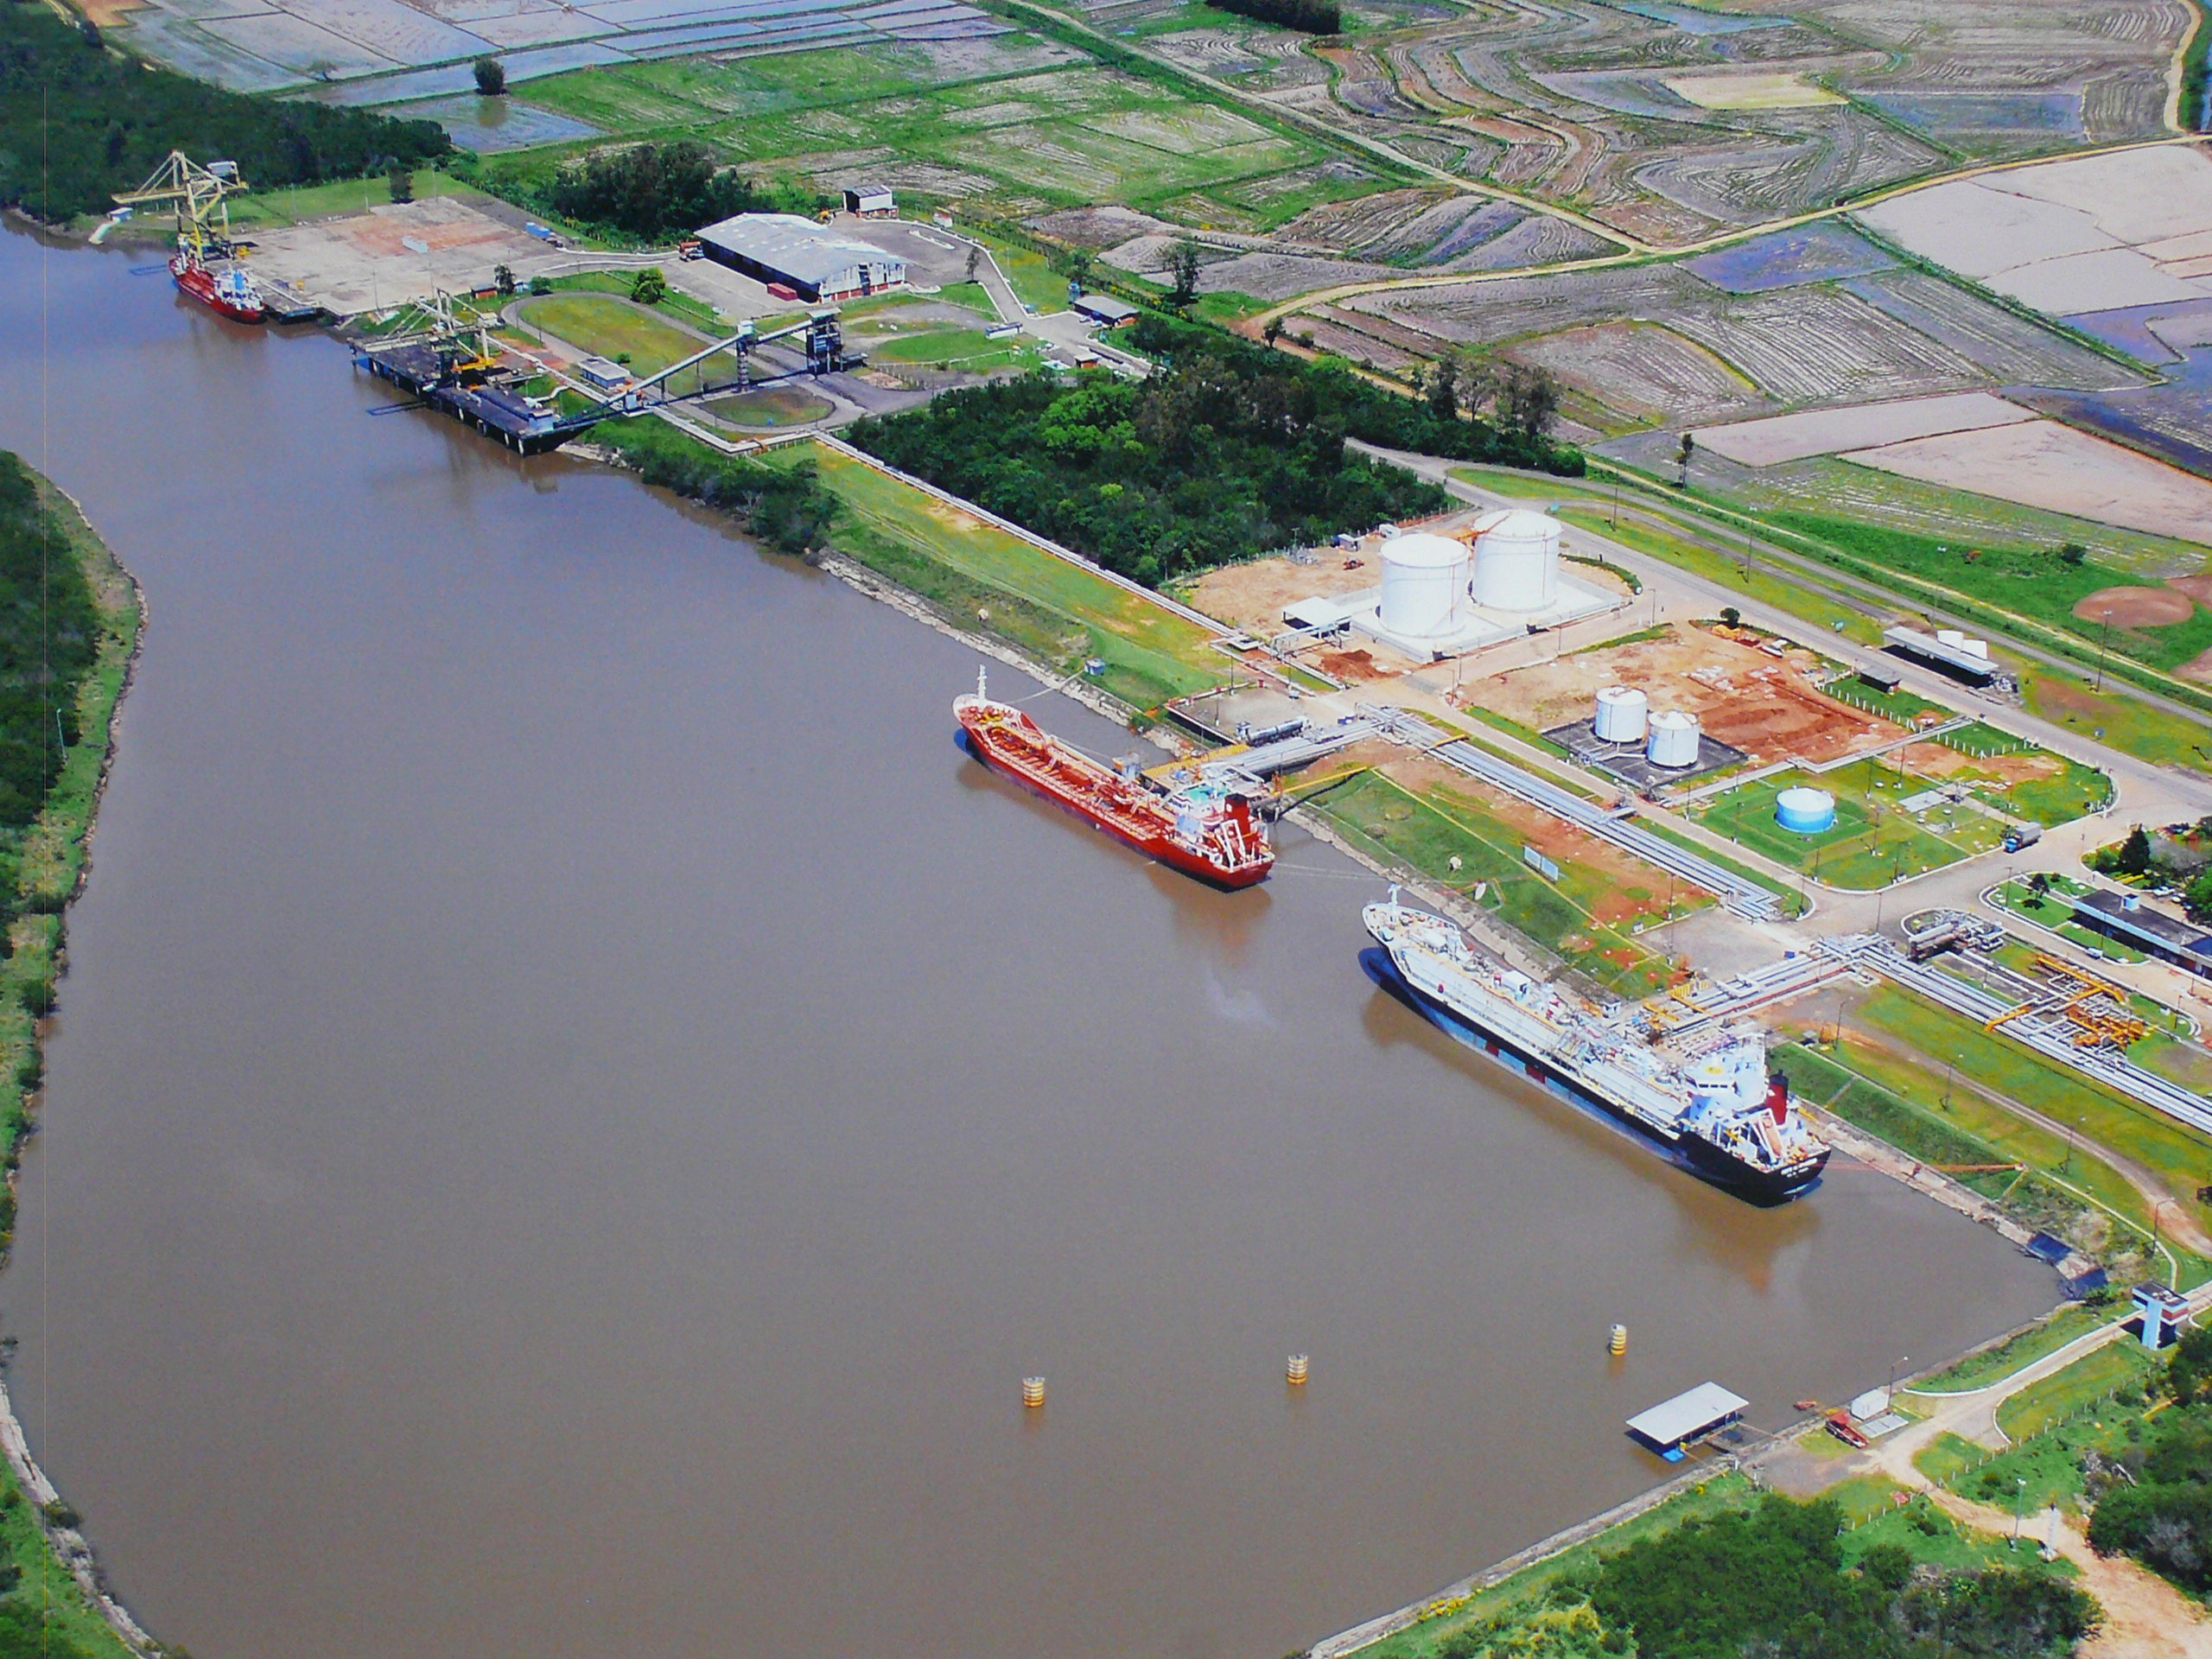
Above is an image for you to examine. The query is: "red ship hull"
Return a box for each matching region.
[173,256,264,323]
[956,696,1271,890]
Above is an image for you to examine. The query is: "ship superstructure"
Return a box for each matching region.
[954,671,1273,889]
[1362,894,1827,1199]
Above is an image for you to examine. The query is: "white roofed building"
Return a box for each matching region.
[694,213,907,303]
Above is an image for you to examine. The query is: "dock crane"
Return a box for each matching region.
[107,149,248,256]
[107,150,266,321]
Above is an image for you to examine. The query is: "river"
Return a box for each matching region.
[0,226,2057,1659]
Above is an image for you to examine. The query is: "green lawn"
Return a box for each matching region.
[1855,984,2212,1241]
[1688,766,1999,890]
[536,269,728,334]
[784,442,1224,709]
[1913,1306,2110,1393]
[867,326,1036,368]
[2020,664,2212,776]
[1994,1342,2155,1442]
[516,294,740,395]
[1313,770,1681,996]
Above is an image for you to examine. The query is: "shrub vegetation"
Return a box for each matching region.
[543,140,775,243]
[2088,1325,2212,1592]
[1205,0,1340,32]
[0,4,448,222]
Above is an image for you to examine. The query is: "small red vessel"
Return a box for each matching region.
[955,671,1273,889]
[172,247,264,323]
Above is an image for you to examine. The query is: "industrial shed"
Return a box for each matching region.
[1072,293,1141,327]
[694,213,906,303]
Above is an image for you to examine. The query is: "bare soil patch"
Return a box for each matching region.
[2178,647,2212,684]
[2167,573,2212,607]
[2072,584,2197,626]
[1898,743,2059,787]
[1187,554,1375,634]
[1465,622,1895,766]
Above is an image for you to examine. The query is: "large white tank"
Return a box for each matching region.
[1647,709,1700,769]
[1470,508,1561,613]
[1593,685,1649,743]
[1376,532,1471,639]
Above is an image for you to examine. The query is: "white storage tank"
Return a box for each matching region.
[1647,709,1700,769]
[1470,508,1561,613]
[1377,532,1471,639]
[1593,686,1649,743]
[1776,786,1838,835]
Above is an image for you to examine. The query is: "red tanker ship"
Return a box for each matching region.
[172,246,264,323]
[954,670,1273,889]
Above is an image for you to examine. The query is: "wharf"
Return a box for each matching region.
[354,342,597,454]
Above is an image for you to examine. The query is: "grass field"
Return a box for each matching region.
[1313,769,1681,995]
[1912,1305,2110,1393]
[516,294,740,395]
[225,168,481,229]
[1854,983,2212,1240]
[866,326,1038,370]
[2021,664,2212,775]
[537,269,728,335]
[705,386,834,429]
[782,442,1223,709]
[1689,766,2000,890]
[1995,1342,2155,1442]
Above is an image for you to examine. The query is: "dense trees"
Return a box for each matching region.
[2088,1331,2212,1592]
[1132,313,1585,476]
[847,367,1447,585]
[1592,1496,2094,1659]
[543,140,772,242]
[0,454,101,838]
[1205,0,1341,34]
[591,420,836,558]
[0,5,448,222]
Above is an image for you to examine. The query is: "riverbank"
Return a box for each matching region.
[0,463,147,1659]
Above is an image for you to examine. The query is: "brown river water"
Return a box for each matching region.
[0,226,2056,1659]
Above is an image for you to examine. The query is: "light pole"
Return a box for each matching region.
[2094,607,2113,693]
[2012,1478,2027,1548]
[1943,1053,1959,1108]
[1887,1353,1908,1408]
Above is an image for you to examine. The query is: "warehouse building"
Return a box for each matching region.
[1072,293,1140,327]
[694,213,907,303]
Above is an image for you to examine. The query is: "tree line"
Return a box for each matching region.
[1135,312,1586,476]
[540,140,782,244]
[1439,1491,2098,1658]
[2085,1322,2212,1592]
[1204,0,1340,34]
[590,417,836,559]
[0,3,448,222]
[845,363,1449,587]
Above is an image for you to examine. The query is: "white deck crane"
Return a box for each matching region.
[105,150,250,257]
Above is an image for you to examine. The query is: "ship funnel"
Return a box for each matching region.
[1766,1075,1790,1127]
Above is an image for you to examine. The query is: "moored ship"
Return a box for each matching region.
[1362,894,1827,1200]
[172,246,264,323]
[954,670,1273,889]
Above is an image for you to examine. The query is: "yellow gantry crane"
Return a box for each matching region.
[108,150,250,256]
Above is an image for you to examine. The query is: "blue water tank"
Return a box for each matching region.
[1776,787,1837,835]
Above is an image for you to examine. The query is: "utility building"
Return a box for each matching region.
[694,213,906,303]
[842,183,895,218]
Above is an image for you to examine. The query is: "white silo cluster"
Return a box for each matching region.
[1467,509,1561,613]
[1646,709,1701,769]
[1592,687,1701,770]
[1593,686,1648,742]
[1376,532,1472,641]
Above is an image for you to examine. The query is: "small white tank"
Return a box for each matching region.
[1647,709,1700,769]
[1470,508,1561,613]
[1377,532,1471,639]
[1593,685,1649,743]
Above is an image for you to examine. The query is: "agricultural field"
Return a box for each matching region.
[1315,223,2147,439]
[1090,0,2196,249]
[493,43,1351,227]
[110,0,1031,98]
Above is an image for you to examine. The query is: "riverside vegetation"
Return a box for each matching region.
[0,3,447,223]
[0,453,143,1658]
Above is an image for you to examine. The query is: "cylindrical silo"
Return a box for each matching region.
[1470,509,1561,613]
[1646,709,1700,769]
[1776,786,1837,835]
[1377,532,1471,639]
[1593,686,1649,743]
